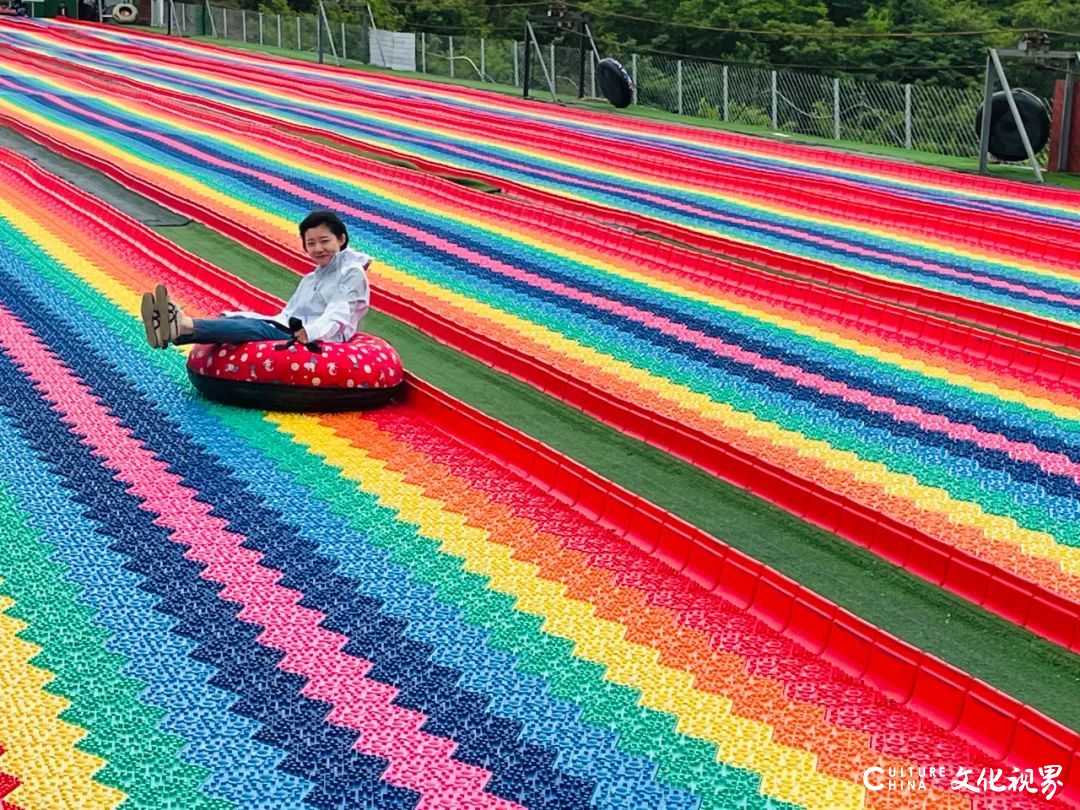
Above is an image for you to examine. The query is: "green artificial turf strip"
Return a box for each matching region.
[0,126,189,225]
[152,218,1080,733]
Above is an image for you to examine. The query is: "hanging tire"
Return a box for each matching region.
[111,2,137,23]
[597,58,634,108]
[974,89,1051,162]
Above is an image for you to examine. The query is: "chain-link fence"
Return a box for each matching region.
[170,2,997,159]
[172,2,364,59]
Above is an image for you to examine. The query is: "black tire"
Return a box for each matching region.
[597,58,634,109]
[974,89,1051,162]
[188,371,405,412]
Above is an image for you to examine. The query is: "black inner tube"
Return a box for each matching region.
[188,371,405,412]
[597,58,634,109]
[974,89,1051,162]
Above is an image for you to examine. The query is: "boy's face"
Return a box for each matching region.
[303,224,346,268]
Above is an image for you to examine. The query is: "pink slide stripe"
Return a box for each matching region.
[0,302,521,810]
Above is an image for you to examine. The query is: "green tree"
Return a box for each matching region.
[393,0,490,34]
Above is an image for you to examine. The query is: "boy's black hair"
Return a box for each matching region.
[299,210,349,249]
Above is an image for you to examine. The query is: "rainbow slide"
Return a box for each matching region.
[2,145,1078,808]
[0,22,1078,652]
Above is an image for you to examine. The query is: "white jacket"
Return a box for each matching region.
[226,248,371,342]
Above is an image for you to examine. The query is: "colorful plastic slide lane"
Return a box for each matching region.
[2,46,1080,651]
[4,146,1079,810]
[4,21,1080,347]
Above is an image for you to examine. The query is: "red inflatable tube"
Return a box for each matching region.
[186,333,404,411]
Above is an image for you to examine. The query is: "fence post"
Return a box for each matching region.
[421,32,427,73]
[631,53,638,105]
[512,41,518,86]
[341,22,346,60]
[241,10,246,42]
[722,65,729,121]
[770,69,777,129]
[833,77,840,139]
[550,43,556,90]
[449,36,455,77]
[258,12,263,45]
[276,14,281,48]
[904,83,913,149]
[676,60,683,115]
[316,9,322,62]
[222,8,227,38]
[480,38,486,80]
[589,52,595,97]
[296,15,301,51]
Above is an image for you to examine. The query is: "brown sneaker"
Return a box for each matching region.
[155,284,183,345]
[140,292,164,349]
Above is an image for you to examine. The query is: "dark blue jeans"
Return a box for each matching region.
[173,316,288,346]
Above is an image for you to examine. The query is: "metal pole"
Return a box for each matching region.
[589,52,595,98]
[904,83,913,149]
[583,24,602,61]
[296,15,301,51]
[318,0,338,65]
[526,21,557,102]
[341,22,346,61]
[241,10,246,42]
[258,12,263,45]
[276,14,281,48]
[522,27,531,97]
[676,60,683,115]
[165,0,171,36]
[222,8,227,38]
[449,36,455,78]
[770,70,778,129]
[989,48,1043,182]
[421,32,427,73]
[513,40,518,87]
[204,0,216,37]
[316,9,322,62]
[833,77,840,139]
[577,19,586,98]
[631,53,638,105]
[1057,59,1077,172]
[367,4,387,67]
[481,38,486,81]
[550,42,556,91]
[977,53,995,175]
[722,65,728,121]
